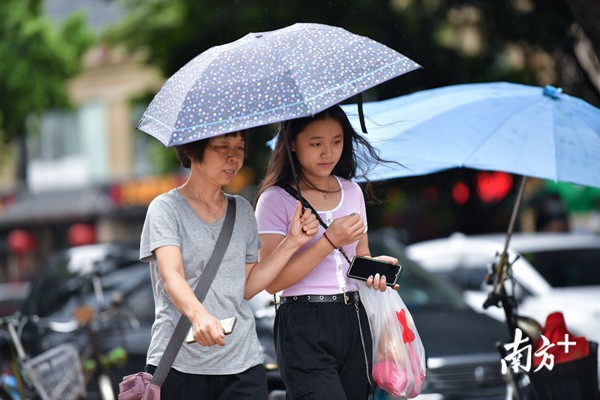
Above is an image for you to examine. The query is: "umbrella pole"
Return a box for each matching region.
[501,175,527,261]
[485,175,528,339]
[281,127,306,211]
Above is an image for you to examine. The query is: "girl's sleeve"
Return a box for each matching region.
[255,188,291,236]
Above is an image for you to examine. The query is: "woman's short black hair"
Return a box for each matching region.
[175,131,247,169]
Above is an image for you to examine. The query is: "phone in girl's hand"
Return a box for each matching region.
[347,256,402,287]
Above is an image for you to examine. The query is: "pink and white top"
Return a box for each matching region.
[255,176,368,297]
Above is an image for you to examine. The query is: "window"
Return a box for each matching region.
[523,249,600,287]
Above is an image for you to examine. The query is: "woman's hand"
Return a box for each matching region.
[190,311,226,347]
[366,255,400,292]
[325,213,365,248]
[287,201,319,248]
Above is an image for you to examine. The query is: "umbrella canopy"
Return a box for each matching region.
[341,82,600,187]
[138,23,421,147]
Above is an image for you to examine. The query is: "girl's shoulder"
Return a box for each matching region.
[336,176,362,192]
[258,185,292,203]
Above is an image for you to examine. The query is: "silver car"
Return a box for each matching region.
[405,232,600,348]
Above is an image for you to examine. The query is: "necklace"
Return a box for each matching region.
[184,186,224,222]
[302,177,339,199]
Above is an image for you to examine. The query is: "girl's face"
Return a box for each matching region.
[293,118,344,180]
[195,133,245,186]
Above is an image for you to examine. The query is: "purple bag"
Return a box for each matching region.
[118,372,160,400]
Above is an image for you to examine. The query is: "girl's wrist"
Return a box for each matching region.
[323,232,337,249]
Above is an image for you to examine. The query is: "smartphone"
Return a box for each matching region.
[185,317,237,344]
[347,256,402,287]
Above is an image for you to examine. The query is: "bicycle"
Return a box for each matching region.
[72,304,128,400]
[0,313,86,400]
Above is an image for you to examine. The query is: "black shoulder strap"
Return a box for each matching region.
[280,185,328,230]
[279,185,353,264]
[151,196,236,386]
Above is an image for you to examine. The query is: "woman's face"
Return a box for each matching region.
[293,118,344,180]
[195,132,245,186]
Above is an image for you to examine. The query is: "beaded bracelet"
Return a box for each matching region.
[323,232,337,249]
[323,232,352,264]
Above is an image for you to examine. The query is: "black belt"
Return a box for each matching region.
[279,291,359,305]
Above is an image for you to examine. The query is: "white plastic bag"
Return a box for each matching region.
[358,284,426,399]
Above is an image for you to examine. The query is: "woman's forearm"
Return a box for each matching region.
[262,236,334,294]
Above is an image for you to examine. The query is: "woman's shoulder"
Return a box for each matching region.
[148,189,179,209]
[227,193,258,214]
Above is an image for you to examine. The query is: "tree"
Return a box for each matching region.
[0,0,93,191]
[107,0,599,102]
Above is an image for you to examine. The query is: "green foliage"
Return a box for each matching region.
[107,0,591,102]
[0,0,94,142]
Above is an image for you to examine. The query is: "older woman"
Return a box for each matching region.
[140,131,318,399]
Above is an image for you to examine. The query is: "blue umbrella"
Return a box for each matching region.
[339,82,600,336]
[341,82,600,187]
[137,23,420,147]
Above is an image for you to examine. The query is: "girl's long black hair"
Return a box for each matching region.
[255,104,392,203]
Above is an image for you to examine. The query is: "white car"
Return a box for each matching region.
[405,232,600,346]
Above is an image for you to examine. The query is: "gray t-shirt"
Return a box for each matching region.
[140,189,263,375]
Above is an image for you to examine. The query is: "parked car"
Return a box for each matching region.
[405,232,600,346]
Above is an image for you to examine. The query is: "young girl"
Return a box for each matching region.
[255,105,398,400]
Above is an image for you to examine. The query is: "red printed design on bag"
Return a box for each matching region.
[396,309,415,344]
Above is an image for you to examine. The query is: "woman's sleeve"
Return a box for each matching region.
[139,197,180,262]
[239,197,260,263]
[255,188,291,236]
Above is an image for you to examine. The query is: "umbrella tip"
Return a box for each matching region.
[543,85,563,99]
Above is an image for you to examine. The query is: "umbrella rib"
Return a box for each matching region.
[138,114,173,132]
[170,57,415,134]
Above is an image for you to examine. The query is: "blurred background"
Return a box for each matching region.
[1,0,600,286]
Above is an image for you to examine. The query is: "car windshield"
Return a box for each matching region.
[521,248,600,288]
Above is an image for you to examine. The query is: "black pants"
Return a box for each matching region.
[145,363,268,400]
[274,301,373,400]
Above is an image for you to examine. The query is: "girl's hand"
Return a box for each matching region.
[326,213,365,247]
[191,312,226,347]
[288,201,319,248]
[366,255,400,292]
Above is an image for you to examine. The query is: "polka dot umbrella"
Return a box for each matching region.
[137,23,421,147]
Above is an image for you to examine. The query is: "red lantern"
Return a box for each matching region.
[7,229,36,255]
[68,223,97,246]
